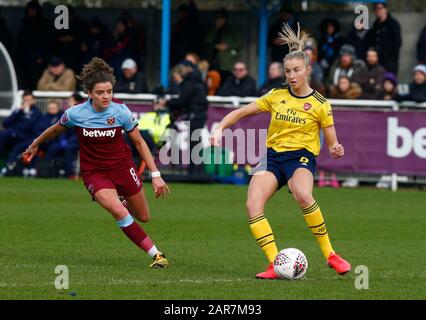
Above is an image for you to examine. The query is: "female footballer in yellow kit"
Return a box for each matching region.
[211,24,351,279]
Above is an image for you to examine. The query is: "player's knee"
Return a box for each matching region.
[246,198,264,216]
[138,213,151,223]
[293,191,314,208]
[134,209,150,223]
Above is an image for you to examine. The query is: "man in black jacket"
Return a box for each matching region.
[366,2,402,75]
[417,25,426,65]
[159,61,209,176]
[217,62,256,97]
[268,5,299,63]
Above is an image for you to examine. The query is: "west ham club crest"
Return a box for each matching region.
[107,117,115,126]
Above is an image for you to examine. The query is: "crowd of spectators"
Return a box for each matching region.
[1,0,425,103]
[1,0,426,179]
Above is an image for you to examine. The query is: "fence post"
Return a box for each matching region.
[391,173,398,191]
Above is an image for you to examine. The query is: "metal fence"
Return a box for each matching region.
[3,91,426,190]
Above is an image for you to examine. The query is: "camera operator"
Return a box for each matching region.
[156,60,208,176]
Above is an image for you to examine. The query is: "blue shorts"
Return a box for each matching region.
[253,148,316,190]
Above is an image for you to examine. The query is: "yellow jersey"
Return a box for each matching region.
[255,86,334,156]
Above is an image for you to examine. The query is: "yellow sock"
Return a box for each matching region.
[249,214,278,263]
[302,201,334,259]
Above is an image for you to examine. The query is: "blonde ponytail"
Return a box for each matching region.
[278,23,312,67]
[277,22,309,52]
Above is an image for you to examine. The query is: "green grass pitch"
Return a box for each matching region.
[0,177,425,300]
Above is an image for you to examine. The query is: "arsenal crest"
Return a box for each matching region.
[303,103,312,111]
[107,117,115,126]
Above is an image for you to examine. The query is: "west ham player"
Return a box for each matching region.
[24,58,170,268]
[211,24,351,279]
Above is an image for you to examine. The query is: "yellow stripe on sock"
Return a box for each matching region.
[302,203,334,259]
[249,214,278,263]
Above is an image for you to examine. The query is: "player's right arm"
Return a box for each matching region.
[23,122,67,161]
[210,101,261,146]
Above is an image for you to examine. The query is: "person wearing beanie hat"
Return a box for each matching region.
[327,43,367,90]
[396,65,426,103]
[361,47,386,99]
[377,72,398,100]
[413,64,426,76]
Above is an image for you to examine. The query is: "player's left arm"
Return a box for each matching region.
[322,125,344,159]
[127,128,171,198]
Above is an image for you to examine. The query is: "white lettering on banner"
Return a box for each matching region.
[83,128,116,138]
[387,117,426,159]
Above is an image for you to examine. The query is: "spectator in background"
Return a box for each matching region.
[197,59,209,82]
[37,56,77,91]
[0,8,12,54]
[329,76,362,100]
[103,17,132,74]
[0,91,41,176]
[366,2,401,75]
[184,52,203,82]
[377,72,398,100]
[52,5,89,73]
[268,4,299,62]
[258,62,284,96]
[115,58,149,93]
[80,16,109,66]
[217,62,256,97]
[60,92,83,178]
[120,11,146,68]
[170,1,203,66]
[205,8,240,84]
[4,100,63,177]
[327,44,367,88]
[166,54,203,94]
[136,103,171,153]
[303,46,326,95]
[345,24,368,61]
[417,25,426,65]
[158,61,209,175]
[17,0,52,90]
[41,97,80,178]
[170,1,203,67]
[185,52,200,67]
[317,17,345,78]
[396,65,426,103]
[361,47,386,99]
[206,69,221,96]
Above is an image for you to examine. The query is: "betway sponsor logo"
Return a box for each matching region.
[387,117,426,159]
[83,128,116,138]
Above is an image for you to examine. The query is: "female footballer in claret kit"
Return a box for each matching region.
[211,24,351,279]
[24,57,170,268]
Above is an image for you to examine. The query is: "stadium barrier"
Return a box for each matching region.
[2,91,426,190]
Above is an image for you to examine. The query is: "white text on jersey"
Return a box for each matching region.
[83,128,116,138]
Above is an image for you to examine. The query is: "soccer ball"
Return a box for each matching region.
[273,248,308,280]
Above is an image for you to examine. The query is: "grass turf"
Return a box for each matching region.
[0,177,425,300]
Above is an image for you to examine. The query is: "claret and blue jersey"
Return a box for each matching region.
[59,99,138,174]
